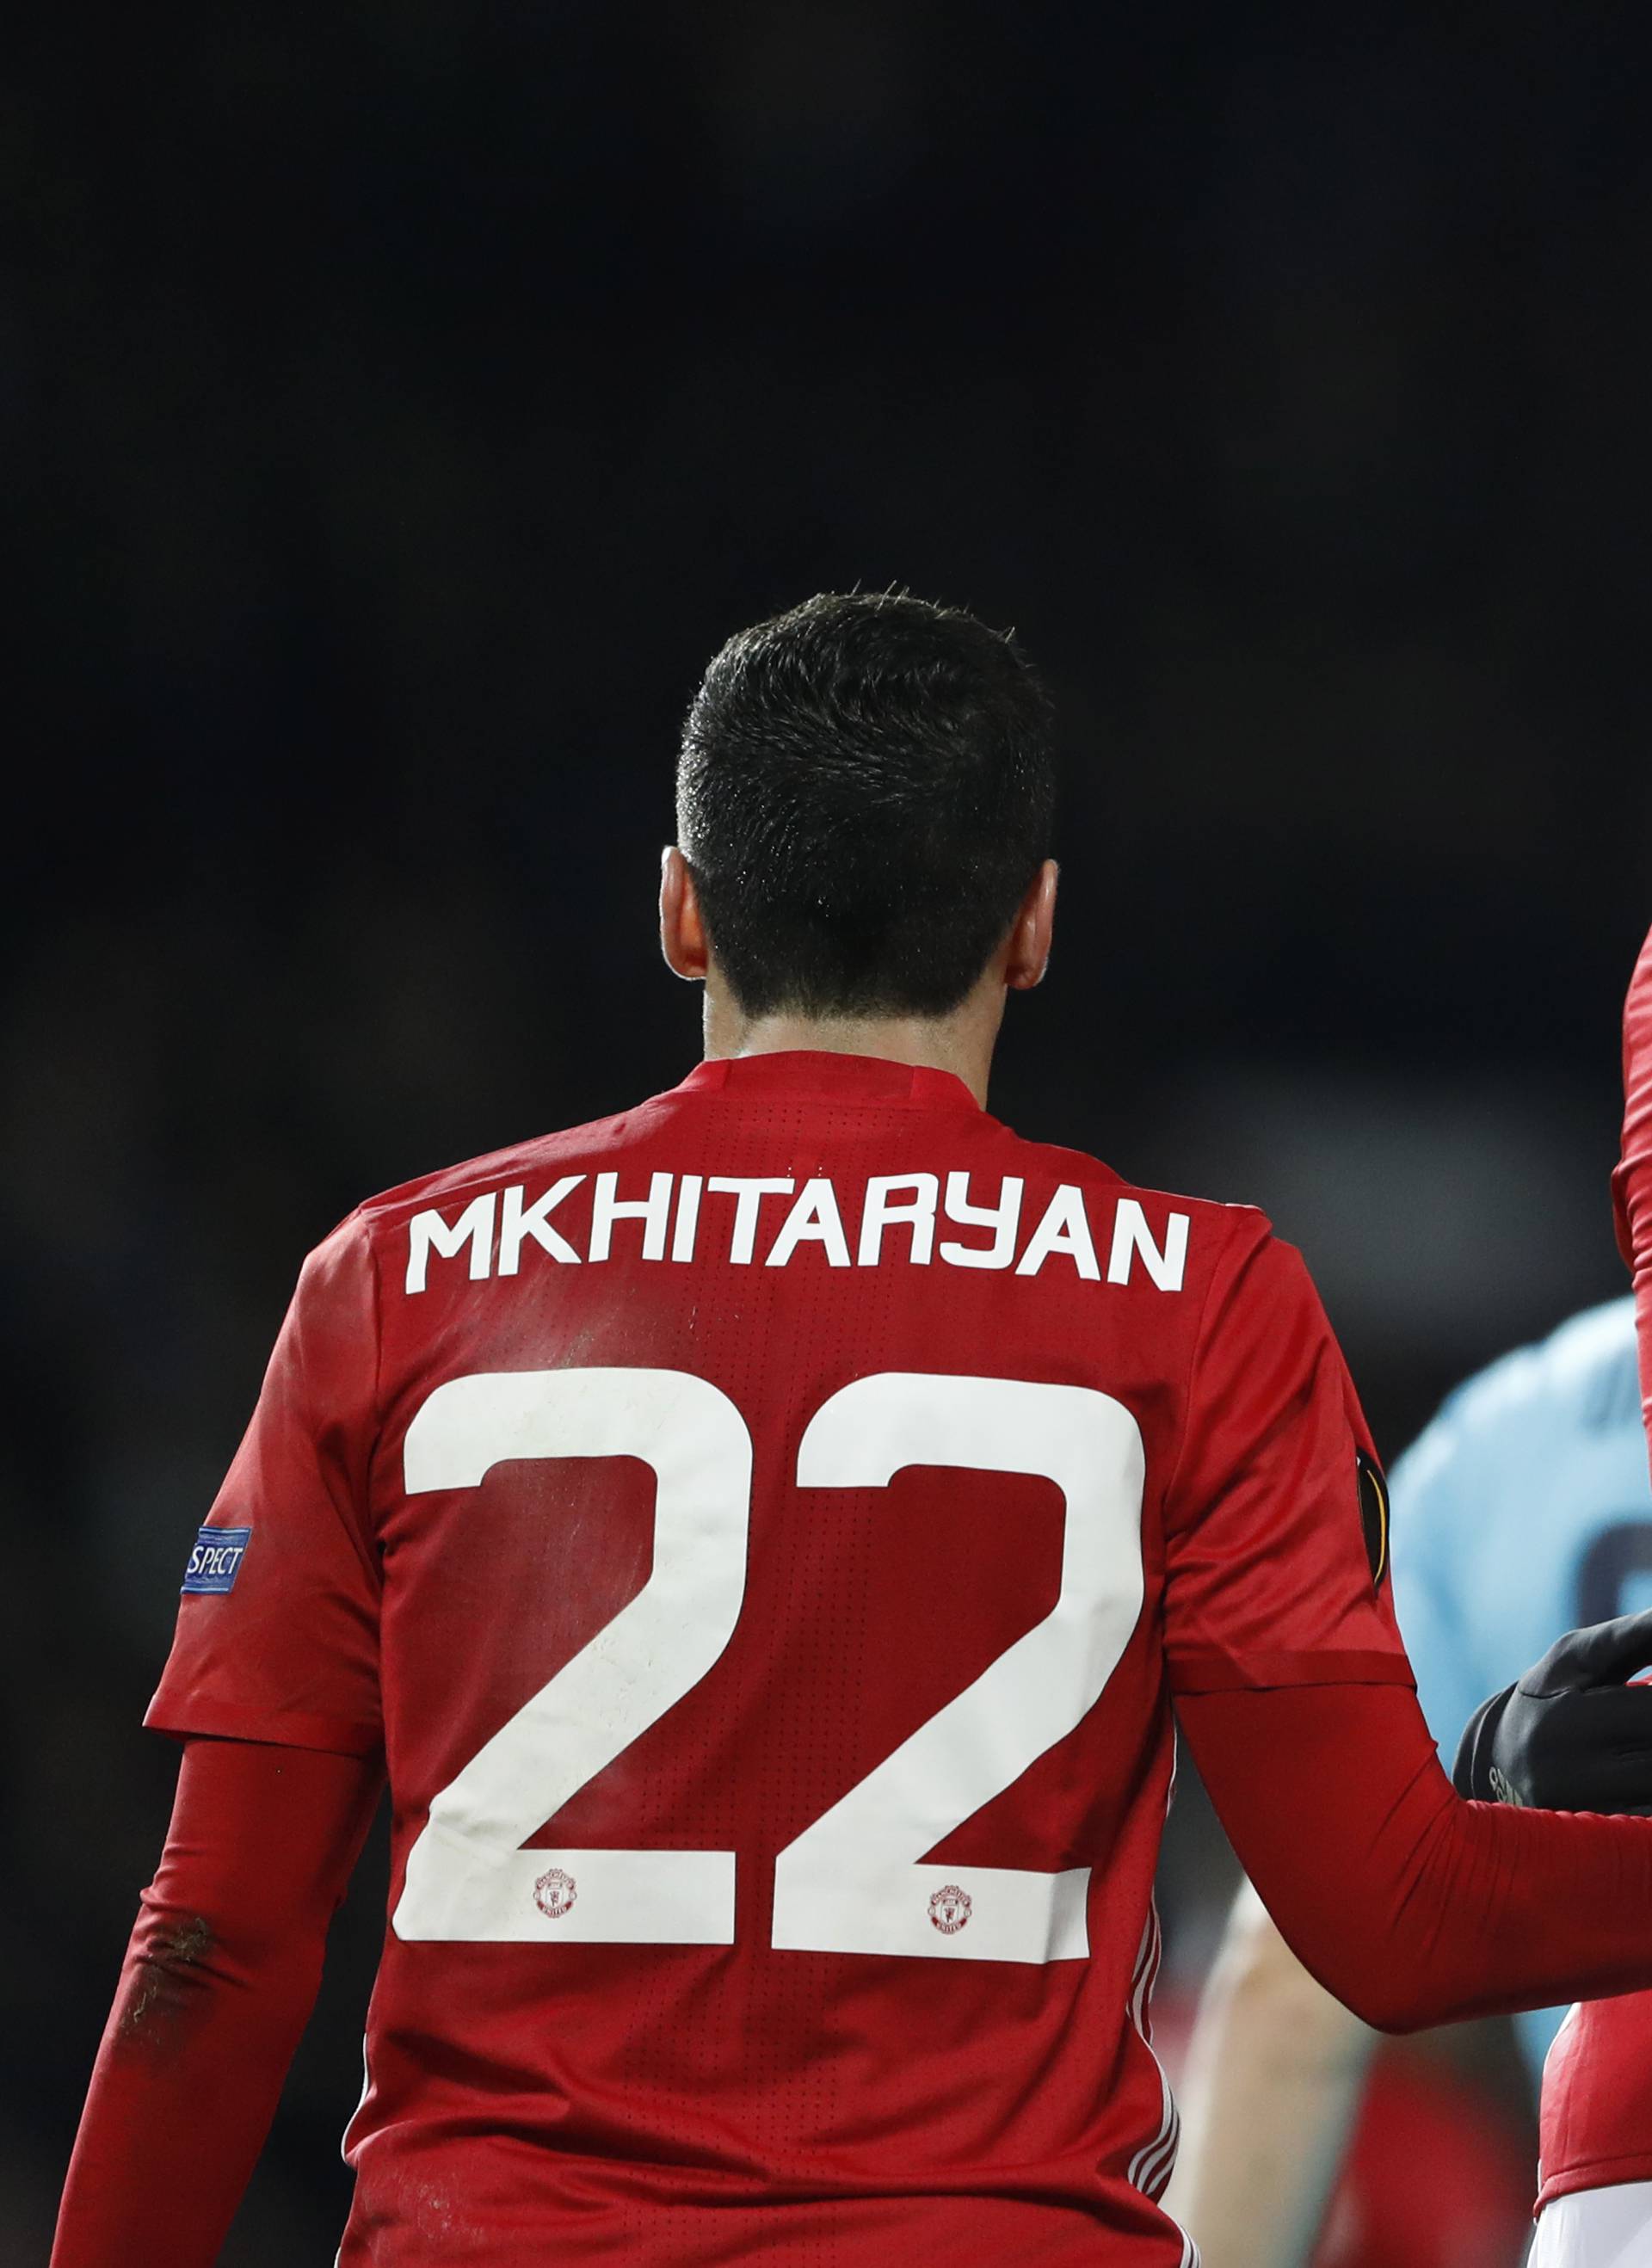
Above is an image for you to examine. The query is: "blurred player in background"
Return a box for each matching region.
[1167,1293,1652,2268]
[49,601,1652,2268]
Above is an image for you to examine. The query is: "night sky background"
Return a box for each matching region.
[8,5,1652,2258]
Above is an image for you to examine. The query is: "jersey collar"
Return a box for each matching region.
[675,1051,983,1112]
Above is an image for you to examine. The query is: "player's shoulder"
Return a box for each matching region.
[989,1123,1282,1295]
[358,1111,644,1229]
[306,1106,652,1278]
[309,1095,1283,1302]
[998,1125,1270,1236]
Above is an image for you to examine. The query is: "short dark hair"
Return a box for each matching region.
[676,591,1056,1017]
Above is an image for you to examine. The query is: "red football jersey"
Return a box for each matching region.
[1538,1992,1652,2210]
[1540,921,1652,2215]
[148,1051,1409,2265]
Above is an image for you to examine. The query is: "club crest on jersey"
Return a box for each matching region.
[928,1883,972,1935]
[181,1525,251,1595]
[532,1866,577,1920]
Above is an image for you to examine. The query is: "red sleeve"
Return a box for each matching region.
[1180,1682,1652,2033]
[52,1737,382,2268]
[1538,1988,1652,2208]
[1162,1218,1412,1693]
[1615,920,1652,1480]
[145,1214,384,1757]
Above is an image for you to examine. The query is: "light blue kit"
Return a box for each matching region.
[1391,1296,1652,2084]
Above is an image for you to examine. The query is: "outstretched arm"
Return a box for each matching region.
[52,1735,382,2268]
[1167,1214,1652,2035]
[1164,1879,1374,2268]
[1179,1679,1652,2035]
[1617,921,1652,1460]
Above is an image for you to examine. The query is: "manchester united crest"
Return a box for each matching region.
[533,1866,577,1920]
[928,1883,972,1935]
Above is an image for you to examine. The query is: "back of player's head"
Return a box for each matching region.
[677,590,1056,1017]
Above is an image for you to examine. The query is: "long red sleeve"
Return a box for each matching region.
[1180,1681,1652,2034]
[52,1737,382,2268]
[1526,918,1652,2210]
[1191,945,1652,2038]
[1615,921,1652,1470]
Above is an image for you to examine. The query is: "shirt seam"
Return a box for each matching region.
[656,1085,991,1120]
[299,1217,385,1597]
[354,1212,388,1596]
[1540,2147,1652,2193]
[357,1208,385,1491]
[1167,1655,1416,1692]
[145,1689,383,1753]
[1160,1215,1253,1525]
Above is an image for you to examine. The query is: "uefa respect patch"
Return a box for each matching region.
[181,1525,252,1595]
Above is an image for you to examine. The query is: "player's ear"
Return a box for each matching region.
[1004,860,1057,992]
[660,847,710,982]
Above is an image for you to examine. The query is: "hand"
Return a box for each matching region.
[1453,1611,1652,1812]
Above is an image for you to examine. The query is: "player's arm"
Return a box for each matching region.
[1617,919,1652,1458]
[1162,1883,1374,2268]
[53,1215,386,2263]
[1166,1223,1652,2036]
[52,1735,382,2268]
[1169,1413,1495,2264]
[1180,1672,1652,2031]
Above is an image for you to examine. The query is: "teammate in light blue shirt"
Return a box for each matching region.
[1168,1297,1652,2268]
[1390,1296,1652,2080]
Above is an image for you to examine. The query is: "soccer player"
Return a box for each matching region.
[48,599,1652,2268]
[1166,1293,1652,2268]
[1523,921,1652,2267]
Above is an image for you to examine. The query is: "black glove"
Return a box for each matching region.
[1453,1609,1652,1813]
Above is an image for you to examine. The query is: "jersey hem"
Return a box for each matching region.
[1538,2155,1652,2213]
[144,1689,383,1758]
[1165,1648,1416,1693]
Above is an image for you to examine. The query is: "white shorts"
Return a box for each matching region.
[1529,2181,1652,2268]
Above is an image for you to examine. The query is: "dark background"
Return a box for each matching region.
[8,4,1651,2259]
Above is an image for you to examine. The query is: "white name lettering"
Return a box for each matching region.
[938,1171,1023,1269]
[670,1174,703,1262]
[407,1192,497,1293]
[589,1171,673,1262]
[499,1178,583,1274]
[1016,1184,1100,1279]
[767,1178,852,1268]
[1106,1197,1188,1291]
[403,1174,1193,1296]
[858,1174,938,1266]
[706,1177,796,1265]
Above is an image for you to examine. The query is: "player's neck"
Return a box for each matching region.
[700,989,1002,1107]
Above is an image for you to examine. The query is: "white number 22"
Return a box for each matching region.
[392,1368,1144,1964]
